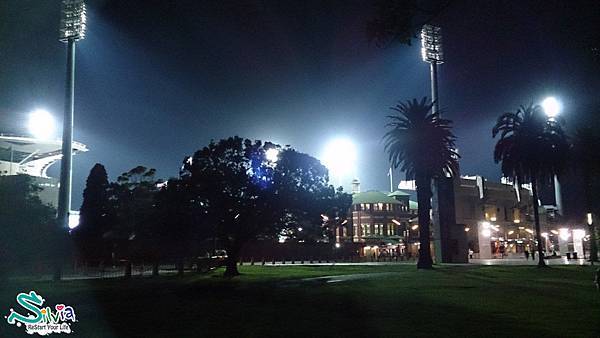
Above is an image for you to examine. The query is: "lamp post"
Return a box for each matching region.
[57,0,86,231]
[541,97,563,216]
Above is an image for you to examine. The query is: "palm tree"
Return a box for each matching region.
[573,126,600,263]
[492,104,569,267]
[384,98,459,269]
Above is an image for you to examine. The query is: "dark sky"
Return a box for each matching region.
[1,0,599,208]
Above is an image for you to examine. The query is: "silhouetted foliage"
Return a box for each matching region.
[0,175,57,276]
[367,0,452,47]
[492,104,569,267]
[181,136,347,276]
[384,98,459,269]
[572,124,600,262]
[73,163,112,261]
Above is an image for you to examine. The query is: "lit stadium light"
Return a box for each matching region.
[28,109,55,140]
[59,0,87,42]
[542,97,561,119]
[265,148,279,163]
[322,138,357,186]
[68,212,80,229]
[421,25,444,64]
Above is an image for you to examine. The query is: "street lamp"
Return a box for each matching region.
[57,0,86,231]
[541,96,563,216]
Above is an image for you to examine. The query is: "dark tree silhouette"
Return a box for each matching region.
[74,163,112,261]
[493,104,569,267]
[384,98,459,269]
[367,0,452,47]
[106,166,159,264]
[0,175,56,276]
[572,125,600,262]
[181,137,339,276]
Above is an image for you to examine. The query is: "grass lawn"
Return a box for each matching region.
[1,264,599,337]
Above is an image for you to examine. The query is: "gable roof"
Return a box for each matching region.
[352,190,401,205]
[388,190,411,197]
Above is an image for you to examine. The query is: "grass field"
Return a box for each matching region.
[1,265,599,337]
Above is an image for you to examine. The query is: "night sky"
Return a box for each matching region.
[1,0,599,208]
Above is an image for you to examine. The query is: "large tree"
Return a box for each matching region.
[106,166,159,263]
[492,104,569,267]
[181,137,343,276]
[73,163,112,261]
[572,125,600,263]
[0,175,56,276]
[384,98,459,269]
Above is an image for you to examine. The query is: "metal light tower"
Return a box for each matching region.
[57,0,86,230]
[421,25,444,115]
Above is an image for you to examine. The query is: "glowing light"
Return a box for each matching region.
[68,212,80,229]
[513,219,520,224]
[482,229,491,237]
[60,0,87,42]
[559,228,570,241]
[541,232,549,238]
[297,227,303,232]
[573,229,586,241]
[551,230,559,235]
[28,109,55,140]
[481,221,491,228]
[411,224,419,230]
[588,213,593,226]
[542,97,561,119]
[321,138,357,185]
[508,230,515,235]
[392,219,401,225]
[490,216,497,222]
[265,148,279,162]
[335,243,341,249]
[525,229,534,234]
[464,227,470,232]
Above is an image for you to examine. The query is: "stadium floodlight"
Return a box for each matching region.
[421,25,444,64]
[265,148,279,163]
[57,0,86,241]
[59,0,87,42]
[28,109,55,140]
[421,24,443,116]
[322,138,357,187]
[542,96,561,119]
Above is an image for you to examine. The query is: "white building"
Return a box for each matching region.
[0,134,88,207]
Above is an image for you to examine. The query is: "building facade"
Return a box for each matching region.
[346,180,419,259]
[0,135,87,207]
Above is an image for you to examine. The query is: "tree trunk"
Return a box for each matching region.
[224,243,241,277]
[584,169,598,263]
[416,174,433,269]
[531,175,547,267]
[152,261,159,277]
[176,257,184,276]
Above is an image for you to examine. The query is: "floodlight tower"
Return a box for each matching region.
[421,25,444,115]
[57,0,86,230]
